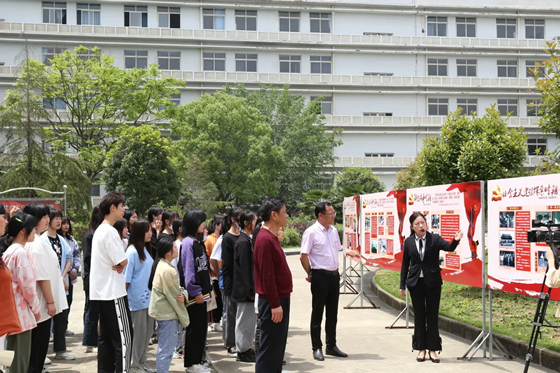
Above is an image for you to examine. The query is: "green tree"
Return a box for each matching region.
[393,160,424,190]
[23,46,183,182]
[334,167,386,192]
[104,125,181,215]
[223,84,342,206]
[171,92,284,206]
[395,107,527,186]
[532,41,560,137]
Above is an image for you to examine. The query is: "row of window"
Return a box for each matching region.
[428,58,543,78]
[41,3,548,40]
[428,98,541,117]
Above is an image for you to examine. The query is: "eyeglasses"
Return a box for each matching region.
[323,212,337,216]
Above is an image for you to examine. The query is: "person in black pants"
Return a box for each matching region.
[300,202,347,361]
[399,212,463,363]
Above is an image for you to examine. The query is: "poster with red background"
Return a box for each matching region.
[0,199,62,211]
[343,196,361,264]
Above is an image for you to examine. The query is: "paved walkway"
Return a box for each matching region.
[48,254,553,372]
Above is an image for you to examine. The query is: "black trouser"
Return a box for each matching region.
[28,318,52,373]
[310,269,340,350]
[98,296,133,373]
[67,281,74,310]
[184,303,208,367]
[256,297,290,373]
[53,308,68,353]
[408,278,442,351]
[212,280,223,324]
[83,290,99,347]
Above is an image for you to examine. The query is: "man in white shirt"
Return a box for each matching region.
[300,202,347,362]
[90,192,132,373]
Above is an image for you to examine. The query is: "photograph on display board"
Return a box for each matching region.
[431,214,440,229]
[379,239,387,254]
[365,216,371,231]
[371,240,378,254]
[343,196,361,264]
[488,174,560,300]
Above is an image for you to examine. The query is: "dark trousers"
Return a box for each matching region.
[256,297,290,373]
[310,270,340,350]
[28,318,52,373]
[98,296,133,373]
[212,280,223,324]
[83,290,99,347]
[67,281,74,310]
[408,278,442,351]
[184,303,208,367]
[223,294,237,349]
[53,308,68,353]
[7,329,32,373]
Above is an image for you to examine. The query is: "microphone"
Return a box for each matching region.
[419,229,426,233]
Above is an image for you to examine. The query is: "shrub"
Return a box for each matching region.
[282,226,301,248]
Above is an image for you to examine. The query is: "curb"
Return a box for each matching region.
[370,273,560,372]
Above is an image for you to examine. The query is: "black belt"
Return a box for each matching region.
[312,269,339,276]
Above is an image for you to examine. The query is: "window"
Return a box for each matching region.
[124,50,148,69]
[427,16,447,36]
[235,10,257,31]
[310,13,331,33]
[497,99,518,116]
[203,9,225,30]
[497,60,517,78]
[158,7,180,28]
[365,153,394,157]
[279,12,300,32]
[310,56,332,74]
[43,98,66,110]
[90,184,101,197]
[456,17,476,37]
[526,60,545,78]
[203,52,226,71]
[124,5,147,27]
[42,2,67,24]
[279,55,301,73]
[427,58,448,76]
[428,98,449,115]
[310,96,332,114]
[42,47,65,66]
[171,94,181,108]
[235,54,257,72]
[363,112,393,116]
[77,3,100,25]
[527,99,542,117]
[78,49,98,61]
[457,98,477,115]
[497,18,516,38]
[527,138,547,155]
[525,19,545,39]
[158,51,181,70]
[457,59,477,77]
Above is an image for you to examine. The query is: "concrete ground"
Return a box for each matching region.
[50,254,553,373]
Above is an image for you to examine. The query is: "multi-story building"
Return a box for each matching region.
[0,0,557,194]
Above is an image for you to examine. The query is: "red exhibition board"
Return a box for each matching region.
[343,196,361,264]
[488,175,560,301]
[0,199,62,211]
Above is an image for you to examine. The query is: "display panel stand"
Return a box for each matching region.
[344,261,380,309]
[340,254,359,295]
[386,289,411,329]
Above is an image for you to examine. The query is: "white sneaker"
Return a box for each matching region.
[44,357,51,365]
[185,364,211,373]
[207,324,213,332]
[65,330,75,336]
[141,363,156,373]
[55,352,75,361]
[41,368,51,373]
[212,323,222,332]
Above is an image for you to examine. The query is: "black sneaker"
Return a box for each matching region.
[236,349,256,363]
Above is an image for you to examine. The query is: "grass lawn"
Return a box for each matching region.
[375,269,560,352]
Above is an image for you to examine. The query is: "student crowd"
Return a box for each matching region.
[0,192,297,373]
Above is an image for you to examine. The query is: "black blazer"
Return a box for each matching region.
[400,232,458,289]
[232,232,254,303]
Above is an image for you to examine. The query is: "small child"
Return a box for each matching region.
[148,235,190,373]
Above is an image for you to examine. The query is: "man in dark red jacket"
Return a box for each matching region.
[254,197,292,373]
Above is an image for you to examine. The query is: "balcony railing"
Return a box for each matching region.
[333,155,543,168]
[0,22,549,51]
[323,116,541,127]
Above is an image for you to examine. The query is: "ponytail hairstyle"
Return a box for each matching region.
[220,207,243,236]
[207,214,224,235]
[4,213,38,249]
[148,235,176,291]
[239,210,257,234]
[58,216,74,239]
[172,218,183,240]
[114,219,128,240]
[409,212,427,236]
[130,219,152,262]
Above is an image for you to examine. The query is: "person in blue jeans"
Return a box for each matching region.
[148,235,190,373]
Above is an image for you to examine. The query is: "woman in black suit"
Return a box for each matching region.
[399,212,463,363]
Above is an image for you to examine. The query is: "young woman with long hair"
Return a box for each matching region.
[205,214,224,333]
[58,216,80,336]
[114,218,129,250]
[171,217,185,359]
[148,235,190,373]
[124,219,155,373]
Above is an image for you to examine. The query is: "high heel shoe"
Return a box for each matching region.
[416,350,426,362]
[428,351,440,363]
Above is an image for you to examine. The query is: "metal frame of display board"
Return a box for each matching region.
[458,183,512,361]
[340,254,359,295]
[0,185,67,215]
[385,289,412,329]
[343,259,380,309]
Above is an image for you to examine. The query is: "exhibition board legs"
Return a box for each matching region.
[385,288,412,329]
[344,261,380,309]
[340,254,359,295]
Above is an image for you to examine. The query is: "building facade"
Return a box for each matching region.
[0,0,556,192]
